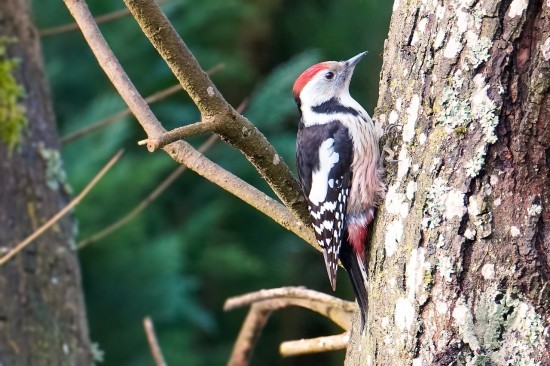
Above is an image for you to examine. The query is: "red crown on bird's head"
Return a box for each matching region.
[292,62,331,100]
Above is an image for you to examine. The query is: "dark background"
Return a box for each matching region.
[32,0,392,364]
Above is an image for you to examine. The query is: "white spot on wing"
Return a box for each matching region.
[311,210,321,220]
[313,224,323,235]
[309,139,339,205]
[323,201,337,212]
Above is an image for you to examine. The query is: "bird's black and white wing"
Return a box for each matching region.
[296,120,353,290]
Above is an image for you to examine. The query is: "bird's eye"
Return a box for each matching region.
[324,71,335,80]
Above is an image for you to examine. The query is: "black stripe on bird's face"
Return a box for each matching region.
[311,97,360,117]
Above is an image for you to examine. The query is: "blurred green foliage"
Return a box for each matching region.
[32,0,391,365]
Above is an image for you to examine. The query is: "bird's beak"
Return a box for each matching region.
[345,51,368,69]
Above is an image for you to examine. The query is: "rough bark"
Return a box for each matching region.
[346,0,549,365]
[0,0,92,364]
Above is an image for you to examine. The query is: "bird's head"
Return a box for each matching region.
[292,51,367,107]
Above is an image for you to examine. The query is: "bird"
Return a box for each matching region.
[293,51,385,326]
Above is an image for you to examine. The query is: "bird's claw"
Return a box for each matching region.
[384,123,402,135]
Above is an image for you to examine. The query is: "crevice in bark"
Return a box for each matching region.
[505,0,549,320]
[514,4,538,88]
[433,345,461,366]
[458,238,475,297]
[496,0,514,34]
[406,7,421,47]
[526,214,549,314]
[456,203,470,239]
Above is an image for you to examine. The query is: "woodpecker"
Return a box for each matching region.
[293,52,385,324]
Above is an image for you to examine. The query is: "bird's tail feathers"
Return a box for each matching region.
[322,249,338,291]
[340,243,368,330]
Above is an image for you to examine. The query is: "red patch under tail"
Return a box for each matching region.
[347,211,374,260]
[347,223,367,260]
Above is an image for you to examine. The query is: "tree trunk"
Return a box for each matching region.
[0,0,92,364]
[346,0,549,364]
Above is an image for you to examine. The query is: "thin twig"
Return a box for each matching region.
[62,63,224,144]
[279,333,350,357]
[40,0,171,37]
[78,135,218,249]
[143,317,167,366]
[0,150,123,266]
[61,0,317,250]
[138,122,213,151]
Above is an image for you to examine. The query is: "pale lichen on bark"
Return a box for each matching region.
[346,0,549,365]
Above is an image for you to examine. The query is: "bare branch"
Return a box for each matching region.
[227,303,273,366]
[143,317,167,366]
[279,333,349,357]
[138,122,213,151]
[226,287,355,365]
[0,150,123,266]
[62,63,224,144]
[224,287,355,331]
[138,88,236,150]
[61,0,317,249]
[40,0,171,38]
[122,0,311,230]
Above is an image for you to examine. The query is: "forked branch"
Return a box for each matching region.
[224,287,355,329]
[138,121,213,151]
[224,287,356,366]
[61,0,316,249]
[122,0,311,227]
